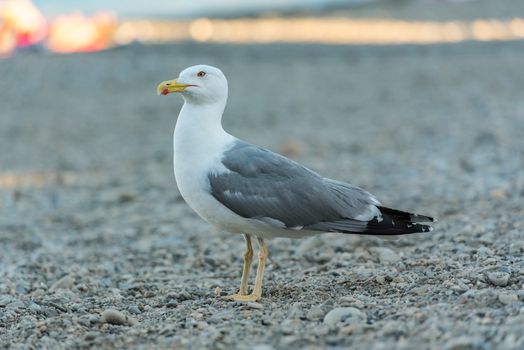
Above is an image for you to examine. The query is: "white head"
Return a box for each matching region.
[157,65,228,106]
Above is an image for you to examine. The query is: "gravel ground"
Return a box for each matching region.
[1,39,524,349]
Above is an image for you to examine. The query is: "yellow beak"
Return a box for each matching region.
[157,79,191,96]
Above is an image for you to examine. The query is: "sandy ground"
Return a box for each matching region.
[1,39,524,349]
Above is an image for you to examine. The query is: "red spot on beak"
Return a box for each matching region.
[161,88,169,95]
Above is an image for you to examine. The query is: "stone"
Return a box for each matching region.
[371,247,401,264]
[247,302,264,310]
[128,304,141,314]
[50,276,75,291]
[0,295,16,307]
[323,307,366,327]
[306,306,324,321]
[498,293,518,305]
[15,280,31,294]
[100,309,137,326]
[279,319,295,335]
[487,271,510,287]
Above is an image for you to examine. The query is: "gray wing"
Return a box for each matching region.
[208,140,380,232]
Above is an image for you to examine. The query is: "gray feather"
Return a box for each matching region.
[208,141,379,230]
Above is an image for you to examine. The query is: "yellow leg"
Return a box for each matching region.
[251,238,268,298]
[226,237,268,302]
[226,235,253,298]
[239,235,254,295]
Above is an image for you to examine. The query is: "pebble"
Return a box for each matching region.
[339,296,365,308]
[100,309,137,326]
[306,306,324,321]
[50,276,75,291]
[0,295,16,307]
[15,280,31,294]
[296,238,319,257]
[459,289,498,307]
[487,271,510,287]
[247,302,264,310]
[509,242,524,254]
[498,293,519,305]
[128,304,141,314]
[28,302,43,314]
[83,332,97,341]
[279,319,296,335]
[313,325,330,336]
[323,307,366,327]
[371,247,401,264]
[375,275,387,284]
[288,303,304,319]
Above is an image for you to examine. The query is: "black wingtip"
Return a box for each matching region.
[353,206,436,235]
[378,206,436,223]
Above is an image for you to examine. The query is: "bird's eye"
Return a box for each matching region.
[197,71,206,77]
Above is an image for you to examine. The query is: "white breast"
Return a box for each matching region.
[172,103,247,232]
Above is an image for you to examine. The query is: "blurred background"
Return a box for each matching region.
[1,0,524,55]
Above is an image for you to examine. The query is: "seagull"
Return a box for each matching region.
[157,65,435,302]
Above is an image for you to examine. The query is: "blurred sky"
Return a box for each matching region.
[32,0,371,18]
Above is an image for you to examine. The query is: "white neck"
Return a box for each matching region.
[173,100,235,178]
[174,101,229,147]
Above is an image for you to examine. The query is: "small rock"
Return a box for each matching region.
[509,242,524,254]
[306,306,324,321]
[28,302,43,314]
[247,302,264,310]
[487,271,510,287]
[476,246,493,257]
[83,332,97,341]
[459,289,498,307]
[44,307,59,317]
[375,275,386,284]
[190,311,203,320]
[280,319,295,335]
[287,303,304,319]
[128,304,141,315]
[50,276,75,291]
[196,321,208,330]
[452,279,470,293]
[78,316,92,327]
[339,295,365,308]
[9,300,25,310]
[15,279,31,294]
[313,325,329,336]
[0,295,16,307]
[323,307,366,327]
[118,192,136,203]
[100,309,137,326]
[371,247,401,264]
[498,293,518,305]
[296,238,318,257]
